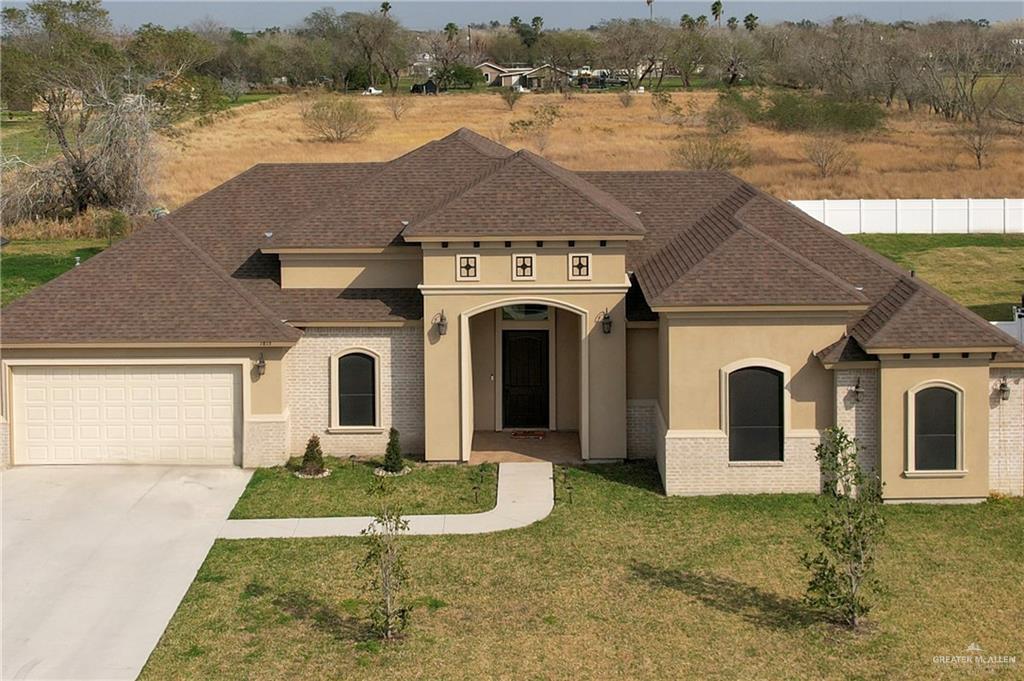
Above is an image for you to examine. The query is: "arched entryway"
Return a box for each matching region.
[458,298,589,462]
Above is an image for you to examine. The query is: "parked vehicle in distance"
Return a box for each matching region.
[361,87,382,96]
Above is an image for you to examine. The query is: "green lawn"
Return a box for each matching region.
[0,111,52,163]
[852,234,1024,321]
[0,239,107,306]
[216,93,278,111]
[229,457,497,519]
[142,462,1023,680]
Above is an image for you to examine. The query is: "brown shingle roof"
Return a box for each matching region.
[271,128,514,249]
[402,149,645,239]
[3,129,1016,355]
[2,221,301,345]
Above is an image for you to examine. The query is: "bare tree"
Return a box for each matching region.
[956,117,1001,169]
[384,93,413,121]
[598,19,672,90]
[802,136,858,177]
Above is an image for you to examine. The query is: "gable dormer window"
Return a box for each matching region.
[512,254,535,281]
[456,254,479,281]
[568,253,592,280]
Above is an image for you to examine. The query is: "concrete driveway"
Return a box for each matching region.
[2,465,251,680]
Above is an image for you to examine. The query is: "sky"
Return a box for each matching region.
[12,1,1021,32]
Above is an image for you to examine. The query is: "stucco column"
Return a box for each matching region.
[422,294,462,461]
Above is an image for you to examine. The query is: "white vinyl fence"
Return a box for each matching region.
[790,198,1024,235]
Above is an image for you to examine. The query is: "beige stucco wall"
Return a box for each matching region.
[555,308,580,430]
[879,358,990,501]
[422,290,627,461]
[421,241,628,287]
[470,310,496,430]
[661,313,846,432]
[279,251,422,289]
[627,326,658,400]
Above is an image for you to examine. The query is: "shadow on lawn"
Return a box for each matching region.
[271,590,372,643]
[568,460,664,495]
[630,562,817,631]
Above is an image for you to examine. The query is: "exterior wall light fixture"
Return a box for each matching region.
[433,310,448,336]
[850,377,864,403]
[600,309,612,334]
[998,378,1011,401]
[255,352,267,377]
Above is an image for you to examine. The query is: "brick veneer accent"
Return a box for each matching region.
[655,402,822,495]
[989,369,1024,496]
[835,368,880,472]
[243,416,290,468]
[626,399,657,459]
[285,326,424,457]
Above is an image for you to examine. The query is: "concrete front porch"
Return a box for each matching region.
[470,430,583,464]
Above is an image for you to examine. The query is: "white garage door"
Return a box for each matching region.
[12,365,240,465]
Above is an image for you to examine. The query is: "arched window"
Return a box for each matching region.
[333,351,378,428]
[912,386,960,471]
[728,367,784,462]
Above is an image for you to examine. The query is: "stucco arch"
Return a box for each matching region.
[459,297,590,461]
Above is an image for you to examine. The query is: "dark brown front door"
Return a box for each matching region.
[502,330,549,428]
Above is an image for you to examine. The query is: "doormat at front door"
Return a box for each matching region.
[511,431,546,440]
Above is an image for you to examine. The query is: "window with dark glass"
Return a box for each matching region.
[514,255,534,279]
[570,254,590,279]
[457,255,478,280]
[728,367,784,461]
[338,353,376,426]
[914,387,958,470]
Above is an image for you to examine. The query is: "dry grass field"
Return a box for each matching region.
[155,91,1024,210]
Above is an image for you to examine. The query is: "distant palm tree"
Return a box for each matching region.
[510,16,521,28]
[444,22,459,43]
[646,0,654,20]
[711,0,723,27]
[380,2,391,17]
[696,14,709,28]
[726,16,738,31]
[680,13,695,29]
[743,13,759,31]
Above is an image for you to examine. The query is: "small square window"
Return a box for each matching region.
[512,254,535,280]
[568,253,592,280]
[456,254,479,281]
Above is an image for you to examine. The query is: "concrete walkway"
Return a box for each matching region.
[220,462,554,539]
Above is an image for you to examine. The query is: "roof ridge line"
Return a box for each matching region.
[734,204,870,304]
[513,149,645,233]
[402,152,518,233]
[634,184,754,304]
[162,219,301,341]
[892,275,1019,348]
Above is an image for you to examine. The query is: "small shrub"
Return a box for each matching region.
[508,103,563,152]
[705,100,747,135]
[97,209,130,246]
[383,427,403,473]
[802,136,858,178]
[299,434,326,476]
[651,90,683,124]
[500,88,523,111]
[385,94,413,121]
[618,90,634,108]
[802,426,885,629]
[675,136,751,170]
[301,96,376,142]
